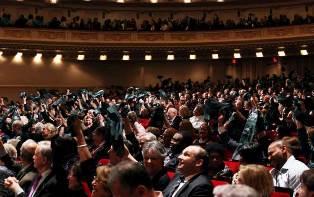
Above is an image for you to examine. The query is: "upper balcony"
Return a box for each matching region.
[1,24,314,50]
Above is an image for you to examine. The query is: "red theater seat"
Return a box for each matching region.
[224,161,240,173]
[211,180,229,187]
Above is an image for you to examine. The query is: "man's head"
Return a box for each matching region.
[33,141,52,173]
[42,123,57,140]
[108,161,154,197]
[20,139,38,165]
[177,145,209,177]
[267,140,292,170]
[167,108,177,120]
[143,141,166,177]
[297,169,314,197]
[170,131,193,154]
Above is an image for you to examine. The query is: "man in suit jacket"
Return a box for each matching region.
[163,145,213,197]
[5,140,59,197]
[0,139,38,194]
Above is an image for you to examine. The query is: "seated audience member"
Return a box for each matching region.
[143,141,170,191]
[42,123,57,140]
[234,164,274,197]
[159,127,177,152]
[108,161,162,197]
[91,126,111,162]
[164,131,193,171]
[5,141,59,197]
[0,139,38,194]
[67,162,89,197]
[206,143,233,181]
[213,184,259,197]
[91,165,112,197]
[268,139,309,193]
[193,122,214,148]
[296,169,314,197]
[163,145,213,197]
[0,143,16,197]
[127,111,146,139]
[189,104,205,130]
[165,107,182,130]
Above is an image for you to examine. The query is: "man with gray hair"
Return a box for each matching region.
[143,140,170,191]
[5,140,58,197]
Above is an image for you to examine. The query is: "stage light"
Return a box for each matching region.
[167,54,175,60]
[256,52,263,57]
[184,0,191,3]
[100,55,107,60]
[0,51,3,56]
[77,54,85,60]
[53,54,62,64]
[50,0,58,4]
[151,0,158,3]
[145,54,152,61]
[300,49,308,56]
[117,0,124,3]
[278,51,286,57]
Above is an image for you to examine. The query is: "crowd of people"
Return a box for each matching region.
[0,69,313,197]
[1,11,314,31]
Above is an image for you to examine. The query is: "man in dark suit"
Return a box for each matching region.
[163,145,213,197]
[5,140,59,197]
[0,139,38,194]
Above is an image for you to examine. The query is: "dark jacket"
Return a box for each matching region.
[163,173,213,197]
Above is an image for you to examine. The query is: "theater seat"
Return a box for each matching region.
[211,180,229,187]
[271,191,291,197]
[224,161,240,173]
[167,171,175,180]
[273,187,293,197]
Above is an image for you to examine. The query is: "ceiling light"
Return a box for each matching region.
[53,54,62,64]
[217,0,224,2]
[77,54,85,60]
[212,54,219,59]
[184,0,191,3]
[234,53,241,59]
[145,55,152,61]
[50,0,58,3]
[0,51,3,56]
[189,54,196,60]
[256,52,263,57]
[117,0,124,3]
[13,52,23,63]
[100,55,107,60]
[122,54,130,61]
[300,49,308,56]
[278,51,286,57]
[33,53,42,64]
[150,0,158,3]
[167,54,175,60]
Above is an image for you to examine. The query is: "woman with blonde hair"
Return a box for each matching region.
[235,164,274,197]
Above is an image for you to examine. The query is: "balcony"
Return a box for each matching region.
[1,24,314,49]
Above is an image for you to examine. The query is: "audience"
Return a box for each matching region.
[0,69,312,196]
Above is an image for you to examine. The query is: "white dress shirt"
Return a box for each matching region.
[270,155,309,195]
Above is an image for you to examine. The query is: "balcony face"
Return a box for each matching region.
[0,24,314,48]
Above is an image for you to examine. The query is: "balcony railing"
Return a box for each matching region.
[1,24,314,47]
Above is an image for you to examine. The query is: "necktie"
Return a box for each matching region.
[28,175,42,197]
[169,176,184,197]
